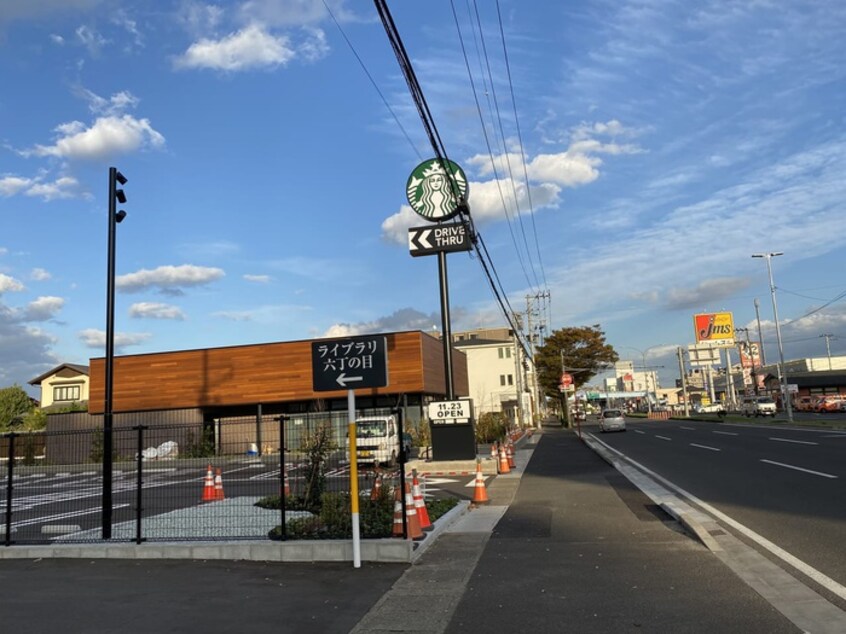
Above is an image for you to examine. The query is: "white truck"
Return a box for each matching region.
[353,415,409,467]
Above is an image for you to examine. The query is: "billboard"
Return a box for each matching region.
[738,341,761,369]
[693,312,735,348]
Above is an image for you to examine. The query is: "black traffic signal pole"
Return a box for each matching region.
[103,166,126,540]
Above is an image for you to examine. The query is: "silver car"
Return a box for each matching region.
[599,408,626,432]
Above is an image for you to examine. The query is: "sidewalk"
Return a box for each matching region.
[353,424,802,633]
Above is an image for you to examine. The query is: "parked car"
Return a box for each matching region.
[693,403,725,414]
[815,395,845,413]
[740,396,777,417]
[598,408,626,432]
[793,396,815,412]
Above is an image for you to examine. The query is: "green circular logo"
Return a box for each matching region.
[406,159,468,222]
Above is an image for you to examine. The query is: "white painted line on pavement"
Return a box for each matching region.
[713,430,738,436]
[760,459,837,479]
[655,435,672,441]
[634,429,645,434]
[599,445,846,602]
[769,437,818,446]
[690,443,721,452]
[680,426,695,430]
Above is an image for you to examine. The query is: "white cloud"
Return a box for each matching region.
[75,25,108,55]
[129,302,187,320]
[21,296,64,321]
[663,277,751,310]
[30,268,51,281]
[77,87,140,116]
[25,115,165,161]
[0,274,25,294]
[0,176,33,196]
[0,174,84,201]
[78,328,151,350]
[243,274,271,283]
[322,308,441,338]
[174,24,296,71]
[116,264,225,293]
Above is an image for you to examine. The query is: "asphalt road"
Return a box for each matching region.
[589,417,846,608]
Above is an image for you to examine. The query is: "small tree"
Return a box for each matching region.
[300,423,335,512]
[475,411,508,443]
[0,384,35,431]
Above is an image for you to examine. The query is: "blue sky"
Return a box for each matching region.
[1,0,845,394]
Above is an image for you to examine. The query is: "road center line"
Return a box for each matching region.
[713,431,738,436]
[690,443,721,452]
[655,435,672,441]
[680,426,695,430]
[769,437,818,446]
[760,459,837,479]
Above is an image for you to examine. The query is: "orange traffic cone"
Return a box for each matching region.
[490,442,499,470]
[201,464,216,502]
[498,444,511,474]
[507,441,516,469]
[391,486,405,538]
[472,459,489,505]
[411,470,431,530]
[404,482,423,540]
[214,467,225,501]
[370,473,383,501]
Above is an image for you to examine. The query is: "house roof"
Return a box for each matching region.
[28,363,90,386]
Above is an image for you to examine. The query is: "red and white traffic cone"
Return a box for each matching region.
[472,459,489,505]
[411,470,431,530]
[214,467,225,501]
[201,464,216,502]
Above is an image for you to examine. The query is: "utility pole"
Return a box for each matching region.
[677,346,690,416]
[820,334,834,370]
[754,298,767,366]
[511,313,526,428]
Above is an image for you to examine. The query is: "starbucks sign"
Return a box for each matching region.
[406,158,468,222]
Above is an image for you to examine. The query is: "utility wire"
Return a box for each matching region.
[496,0,547,289]
[373,0,532,358]
[322,0,422,162]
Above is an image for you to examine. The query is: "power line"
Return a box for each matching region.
[321,0,422,162]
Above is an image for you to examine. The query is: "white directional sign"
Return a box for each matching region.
[311,335,388,392]
[408,222,472,257]
[428,399,472,423]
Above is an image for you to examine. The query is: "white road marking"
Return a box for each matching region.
[760,459,837,479]
[713,431,739,436]
[690,443,721,452]
[588,435,846,602]
[634,429,646,434]
[655,435,672,441]
[680,426,695,430]
[10,504,131,529]
[769,437,818,446]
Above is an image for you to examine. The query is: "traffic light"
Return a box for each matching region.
[110,168,127,223]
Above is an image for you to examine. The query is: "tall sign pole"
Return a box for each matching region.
[311,335,388,568]
[406,158,476,460]
[405,158,469,399]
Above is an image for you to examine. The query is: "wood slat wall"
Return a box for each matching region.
[89,331,468,414]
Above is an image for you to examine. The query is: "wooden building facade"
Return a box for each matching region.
[87,330,468,420]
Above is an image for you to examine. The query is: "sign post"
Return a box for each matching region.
[406,158,476,461]
[311,335,388,568]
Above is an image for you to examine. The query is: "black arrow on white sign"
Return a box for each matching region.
[408,222,472,257]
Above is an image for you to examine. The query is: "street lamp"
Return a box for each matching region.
[103,166,128,539]
[752,253,793,422]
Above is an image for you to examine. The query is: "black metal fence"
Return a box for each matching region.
[1,409,414,546]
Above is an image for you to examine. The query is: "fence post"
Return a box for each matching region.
[277,415,288,541]
[4,433,15,546]
[134,425,147,545]
[256,403,263,457]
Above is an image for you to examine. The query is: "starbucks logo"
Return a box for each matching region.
[406,159,468,222]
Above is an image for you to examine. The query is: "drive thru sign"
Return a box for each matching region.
[311,335,388,392]
[408,222,472,257]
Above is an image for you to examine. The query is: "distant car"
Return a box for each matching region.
[793,396,814,412]
[815,395,845,413]
[693,403,725,414]
[740,396,777,417]
[598,409,626,432]
[573,409,587,422]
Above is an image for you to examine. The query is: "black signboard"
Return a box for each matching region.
[408,222,472,257]
[311,335,388,392]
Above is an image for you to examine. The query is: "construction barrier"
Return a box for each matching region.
[647,411,671,420]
